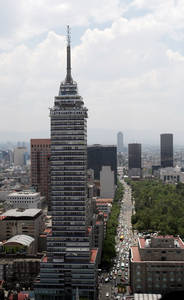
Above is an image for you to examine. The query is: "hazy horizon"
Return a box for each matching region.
[0,1,184,145]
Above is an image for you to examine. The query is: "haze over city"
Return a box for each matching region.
[0,0,184,144]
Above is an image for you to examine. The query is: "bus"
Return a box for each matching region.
[120,235,124,241]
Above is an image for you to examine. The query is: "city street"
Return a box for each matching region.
[98,177,138,299]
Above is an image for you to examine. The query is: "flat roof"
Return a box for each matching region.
[1,208,41,218]
[4,235,34,247]
[8,191,40,197]
[134,294,161,300]
[90,249,98,263]
[42,256,48,262]
[31,139,50,144]
[44,228,52,234]
[139,236,184,249]
[96,198,113,203]
[131,246,141,262]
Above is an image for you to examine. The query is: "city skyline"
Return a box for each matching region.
[1,1,184,144]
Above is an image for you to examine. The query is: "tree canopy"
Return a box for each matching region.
[131,180,184,237]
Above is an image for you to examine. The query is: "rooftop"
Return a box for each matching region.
[90,249,98,263]
[8,191,40,197]
[4,235,34,247]
[1,208,41,218]
[134,294,161,300]
[139,236,184,249]
[96,198,113,203]
[42,256,48,262]
[131,246,141,262]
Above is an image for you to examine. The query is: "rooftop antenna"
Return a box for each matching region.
[65,25,73,83]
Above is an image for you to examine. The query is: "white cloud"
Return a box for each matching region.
[0,1,184,144]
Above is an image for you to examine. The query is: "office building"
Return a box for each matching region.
[87,145,117,185]
[35,27,97,300]
[100,166,115,198]
[14,146,27,167]
[0,208,44,252]
[117,131,124,153]
[160,133,173,168]
[128,143,142,178]
[6,191,41,209]
[31,139,50,205]
[130,235,184,294]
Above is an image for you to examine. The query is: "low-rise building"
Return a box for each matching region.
[0,209,44,251]
[130,235,184,294]
[6,191,41,209]
[160,167,184,183]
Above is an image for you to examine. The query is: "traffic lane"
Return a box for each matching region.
[99,281,112,300]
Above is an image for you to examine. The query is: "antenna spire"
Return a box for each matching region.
[65,25,73,83]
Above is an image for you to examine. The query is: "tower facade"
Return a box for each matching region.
[128,143,142,178]
[117,131,124,153]
[35,27,97,300]
[31,139,50,205]
[160,133,173,168]
[87,145,117,185]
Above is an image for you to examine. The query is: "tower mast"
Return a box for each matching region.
[65,25,73,83]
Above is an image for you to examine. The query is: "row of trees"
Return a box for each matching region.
[131,180,184,237]
[101,180,124,269]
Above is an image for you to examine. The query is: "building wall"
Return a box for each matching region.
[160,167,184,183]
[0,211,44,251]
[130,260,184,294]
[87,145,117,185]
[14,147,27,167]
[117,132,124,153]
[160,133,173,168]
[0,258,41,288]
[130,237,184,294]
[30,139,50,205]
[100,166,115,198]
[128,143,141,169]
[7,191,41,209]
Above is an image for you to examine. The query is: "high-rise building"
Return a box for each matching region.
[117,131,124,153]
[87,145,117,185]
[128,143,142,178]
[160,133,173,168]
[31,139,50,205]
[14,146,27,166]
[35,27,97,300]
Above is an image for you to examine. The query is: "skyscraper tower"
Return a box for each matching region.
[117,131,124,153]
[35,26,97,300]
[30,139,50,206]
[128,143,142,178]
[160,133,173,168]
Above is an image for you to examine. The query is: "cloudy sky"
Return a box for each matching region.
[0,0,184,145]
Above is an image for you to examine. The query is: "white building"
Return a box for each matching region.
[160,166,184,183]
[14,147,27,166]
[117,131,124,153]
[7,191,41,209]
[100,166,115,198]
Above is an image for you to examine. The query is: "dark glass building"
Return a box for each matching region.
[35,27,97,300]
[128,143,142,178]
[160,133,173,168]
[87,145,117,185]
[128,143,141,169]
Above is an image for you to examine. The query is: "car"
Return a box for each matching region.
[106,292,109,297]
[105,277,109,282]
